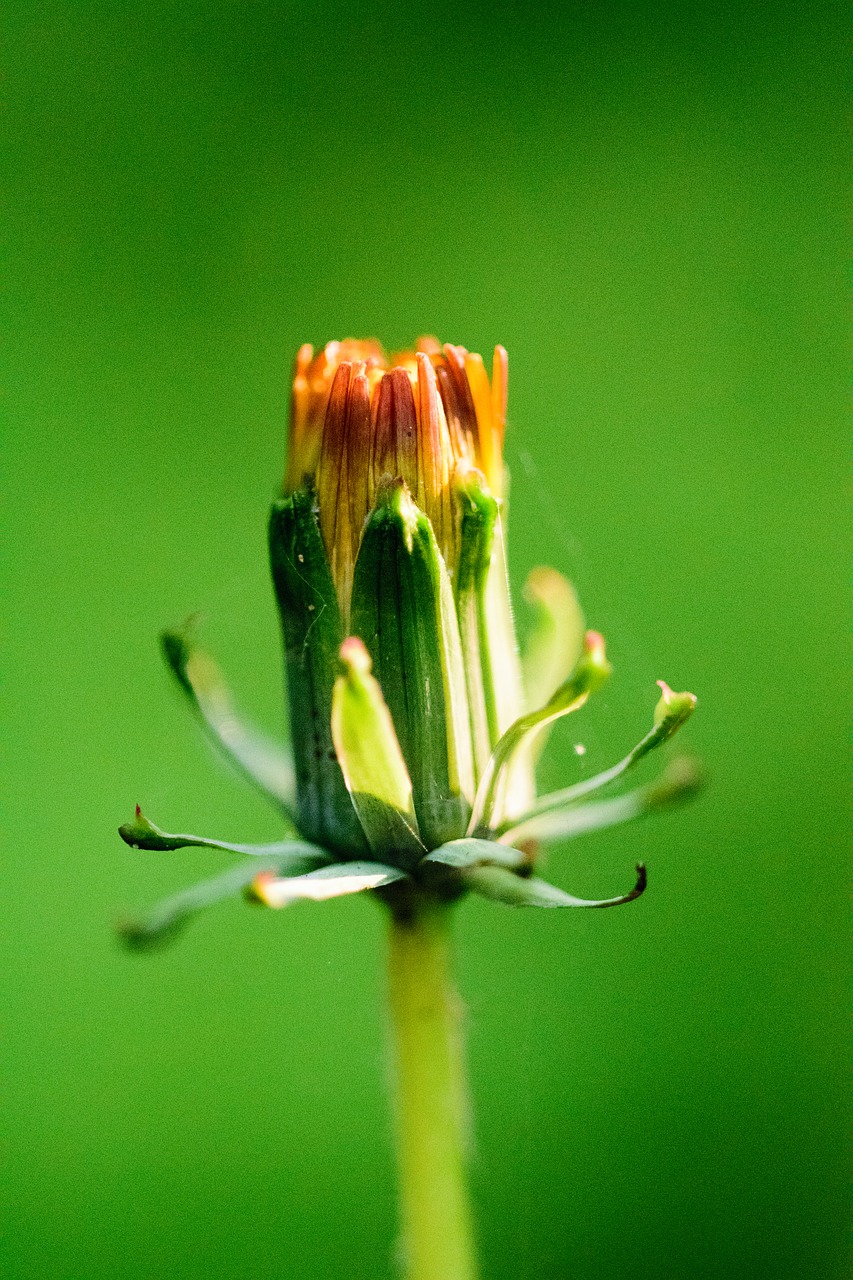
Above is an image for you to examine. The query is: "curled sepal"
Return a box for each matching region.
[118,806,329,865]
[422,837,527,871]
[118,858,298,951]
[463,862,647,908]
[498,681,698,833]
[467,630,612,835]
[331,637,426,867]
[521,567,585,714]
[161,623,297,822]
[248,860,407,908]
[501,756,704,847]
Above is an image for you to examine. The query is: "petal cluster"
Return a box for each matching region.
[285,339,507,615]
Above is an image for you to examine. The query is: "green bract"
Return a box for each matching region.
[118,339,700,946]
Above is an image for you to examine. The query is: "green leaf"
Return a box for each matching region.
[118,806,329,864]
[497,680,698,836]
[463,863,647,908]
[161,623,297,821]
[422,837,526,871]
[500,756,704,846]
[118,858,293,951]
[249,860,407,908]
[350,479,474,847]
[269,489,369,856]
[331,637,425,865]
[467,630,612,835]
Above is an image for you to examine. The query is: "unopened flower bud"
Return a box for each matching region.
[271,339,528,857]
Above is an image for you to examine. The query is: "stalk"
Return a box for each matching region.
[386,896,479,1280]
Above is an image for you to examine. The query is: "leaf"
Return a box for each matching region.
[249,861,407,908]
[118,806,329,864]
[463,863,647,908]
[500,757,704,847]
[467,630,612,835]
[422,837,526,871]
[331,637,425,865]
[118,859,289,951]
[497,681,698,836]
[161,623,297,820]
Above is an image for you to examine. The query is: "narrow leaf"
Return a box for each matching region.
[467,630,612,835]
[500,756,704,846]
[249,860,407,908]
[498,681,698,835]
[331,636,425,864]
[161,624,297,820]
[423,837,526,871]
[118,858,292,951]
[464,862,647,908]
[118,806,329,865]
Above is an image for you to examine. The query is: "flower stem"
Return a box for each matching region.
[387,896,479,1280]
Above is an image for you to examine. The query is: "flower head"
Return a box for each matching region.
[284,338,507,616]
[118,337,700,946]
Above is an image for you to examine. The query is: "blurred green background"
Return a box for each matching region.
[5,2,848,1277]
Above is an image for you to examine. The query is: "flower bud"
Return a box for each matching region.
[271,338,528,858]
[121,339,701,939]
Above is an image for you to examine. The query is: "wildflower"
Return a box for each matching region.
[119,338,699,943]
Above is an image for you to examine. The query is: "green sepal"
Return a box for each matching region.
[454,474,500,775]
[248,860,407,908]
[269,489,369,857]
[422,837,526,871]
[468,630,612,835]
[653,681,698,735]
[497,681,698,835]
[118,805,330,863]
[161,622,297,822]
[500,756,704,847]
[463,862,647,908]
[350,480,474,848]
[118,854,312,951]
[331,637,425,867]
[477,478,534,825]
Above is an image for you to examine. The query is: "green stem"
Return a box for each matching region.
[387,897,479,1280]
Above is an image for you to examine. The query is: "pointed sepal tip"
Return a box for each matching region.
[654,681,698,735]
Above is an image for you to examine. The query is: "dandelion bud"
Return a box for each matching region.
[270,339,528,858]
[121,337,701,945]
